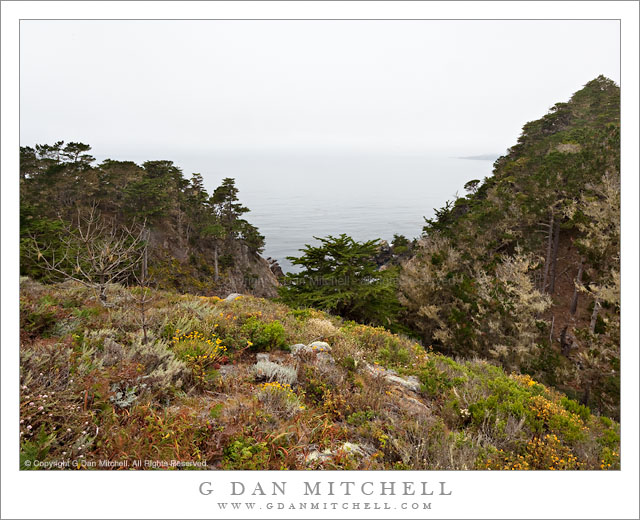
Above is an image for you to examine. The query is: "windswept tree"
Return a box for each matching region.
[21,141,98,212]
[211,178,248,230]
[59,142,95,166]
[25,205,148,305]
[279,234,401,326]
[209,178,265,271]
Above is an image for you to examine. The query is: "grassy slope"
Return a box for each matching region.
[20,279,619,470]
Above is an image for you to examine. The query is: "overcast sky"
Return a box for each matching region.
[20,20,620,167]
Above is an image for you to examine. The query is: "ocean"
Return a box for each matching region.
[195,153,495,272]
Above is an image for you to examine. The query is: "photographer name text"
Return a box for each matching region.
[199,480,452,497]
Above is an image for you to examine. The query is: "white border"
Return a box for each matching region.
[2,2,638,519]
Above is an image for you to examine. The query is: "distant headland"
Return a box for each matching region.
[456,153,501,161]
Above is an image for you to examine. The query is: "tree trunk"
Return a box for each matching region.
[581,381,591,406]
[570,258,583,315]
[142,237,148,280]
[559,325,570,356]
[548,221,561,294]
[141,304,148,345]
[589,298,601,334]
[542,212,554,292]
[141,241,149,344]
[177,211,184,237]
[99,284,108,305]
[214,244,219,282]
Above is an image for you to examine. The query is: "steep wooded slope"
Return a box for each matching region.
[400,76,620,417]
[20,148,279,297]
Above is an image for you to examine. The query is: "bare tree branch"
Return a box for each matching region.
[25,205,148,306]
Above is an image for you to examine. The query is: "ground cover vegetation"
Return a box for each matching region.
[20,279,619,470]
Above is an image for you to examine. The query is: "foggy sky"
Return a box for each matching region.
[20,20,620,169]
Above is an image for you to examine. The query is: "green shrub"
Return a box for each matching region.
[20,425,56,470]
[599,416,613,428]
[598,446,620,470]
[288,308,313,321]
[20,300,59,337]
[169,330,228,390]
[465,374,533,430]
[560,397,591,422]
[222,435,270,470]
[598,427,620,450]
[241,317,286,351]
[209,403,223,420]
[340,356,357,372]
[378,337,410,367]
[419,360,454,397]
[347,409,376,426]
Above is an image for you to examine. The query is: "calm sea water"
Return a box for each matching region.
[197,154,495,272]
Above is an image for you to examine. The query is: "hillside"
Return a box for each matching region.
[20,278,619,470]
[19,148,279,298]
[399,76,620,417]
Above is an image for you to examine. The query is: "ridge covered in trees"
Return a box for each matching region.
[20,146,278,297]
[399,76,620,417]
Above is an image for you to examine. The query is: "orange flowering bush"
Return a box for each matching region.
[528,395,587,444]
[599,447,620,470]
[481,434,582,470]
[511,373,538,388]
[170,330,227,389]
[257,381,305,417]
